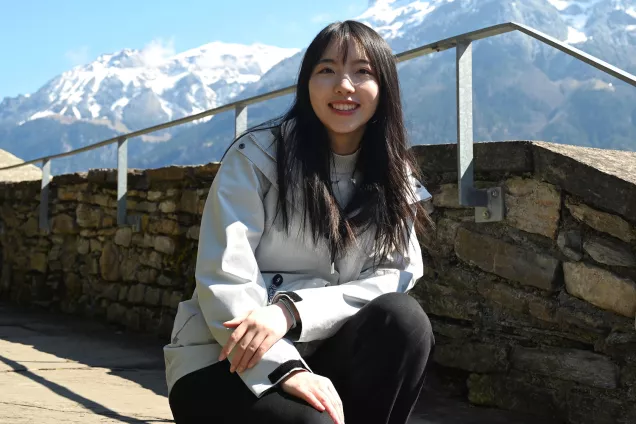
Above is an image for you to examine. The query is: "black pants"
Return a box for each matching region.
[168,292,435,424]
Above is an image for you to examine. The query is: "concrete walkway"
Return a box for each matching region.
[0,302,546,424]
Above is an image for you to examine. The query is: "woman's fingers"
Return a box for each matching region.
[236,332,267,373]
[314,388,342,424]
[299,389,326,413]
[246,335,275,370]
[230,329,258,373]
[219,321,247,362]
[327,384,345,424]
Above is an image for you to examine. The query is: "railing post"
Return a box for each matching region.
[456,41,504,222]
[235,104,247,139]
[117,137,140,232]
[39,159,50,233]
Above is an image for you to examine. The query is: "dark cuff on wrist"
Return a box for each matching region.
[268,360,308,384]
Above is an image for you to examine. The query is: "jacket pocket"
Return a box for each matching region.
[170,299,215,346]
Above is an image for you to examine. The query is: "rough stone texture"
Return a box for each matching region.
[511,346,619,389]
[455,228,560,291]
[557,230,583,261]
[564,262,636,318]
[583,236,636,267]
[504,177,561,239]
[114,227,132,247]
[565,198,636,243]
[433,342,509,373]
[534,143,636,226]
[432,184,464,209]
[99,243,120,282]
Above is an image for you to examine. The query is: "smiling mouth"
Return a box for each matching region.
[329,103,360,111]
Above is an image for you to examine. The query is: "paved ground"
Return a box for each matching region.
[0,302,549,424]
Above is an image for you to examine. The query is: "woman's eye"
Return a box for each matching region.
[318,67,334,74]
[358,68,373,75]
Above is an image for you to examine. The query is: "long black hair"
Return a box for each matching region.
[235,20,432,264]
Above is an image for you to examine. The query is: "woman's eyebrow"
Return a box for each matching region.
[317,58,371,65]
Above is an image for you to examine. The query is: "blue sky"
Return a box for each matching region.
[0,0,368,99]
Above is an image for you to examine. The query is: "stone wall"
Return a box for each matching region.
[0,141,635,423]
[411,141,636,424]
[0,163,219,336]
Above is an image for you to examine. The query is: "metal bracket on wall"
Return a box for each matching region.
[475,187,505,223]
[126,214,141,233]
[456,40,505,223]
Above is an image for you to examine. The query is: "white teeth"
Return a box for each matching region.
[331,103,358,111]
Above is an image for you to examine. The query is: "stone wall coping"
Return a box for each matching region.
[413,141,636,225]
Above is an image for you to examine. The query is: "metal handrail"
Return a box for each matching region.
[1,22,634,231]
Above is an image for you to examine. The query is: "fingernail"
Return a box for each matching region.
[238,367,244,373]
[230,366,235,373]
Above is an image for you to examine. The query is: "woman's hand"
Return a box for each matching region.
[219,304,293,373]
[280,370,345,424]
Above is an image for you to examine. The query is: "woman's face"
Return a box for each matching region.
[308,38,380,148]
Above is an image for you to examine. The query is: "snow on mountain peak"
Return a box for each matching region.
[7,40,299,128]
[357,0,453,39]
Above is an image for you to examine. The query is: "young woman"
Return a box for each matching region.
[164,20,435,424]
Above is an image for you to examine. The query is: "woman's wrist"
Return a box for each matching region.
[273,302,294,331]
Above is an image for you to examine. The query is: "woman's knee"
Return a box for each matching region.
[274,404,334,424]
[367,292,434,345]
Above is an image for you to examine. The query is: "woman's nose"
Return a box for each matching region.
[334,76,355,94]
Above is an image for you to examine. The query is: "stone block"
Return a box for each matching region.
[557,230,583,261]
[434,218,460,256]
[159,200,176,214]
[127,285,146,304]
[157,274,173,287]
[179,190,199,214]
[565,198,636,243]
[467,374,559,418]
[564,262,636,318]
[150,219,180,236]
[51,214,77,234]
[118,286,129,302]
[432,184,465,209]
[169,291,183,309]
[127,200,157,213]
[583,236,636,267]
[102,284,120,301]
[114,227,132,247]
[140,250,163,269]
[416,282,480,321]
[146,166,186,182]
[455,228,560,291]
[76,238,90,255]
[505,177,561,239]
[154,236,175,255]
[433,342,509,373]
[76,204,103,228]
[29,253,47,273]
[512,346,618,389]
[477,280,558,324]
[99,243,120,282]
[120,257,138,282]
[534,144,636,227]
[137,267,158,284]
[106,303,127,323]
[144,287,162,306]
[187,225,200,240]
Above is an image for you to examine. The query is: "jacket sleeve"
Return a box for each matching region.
[195,142,310,398]
[273,218,424,343]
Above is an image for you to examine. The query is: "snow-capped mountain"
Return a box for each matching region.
[0,42,298,131]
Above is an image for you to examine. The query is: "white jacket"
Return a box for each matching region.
[163,127,431,398]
